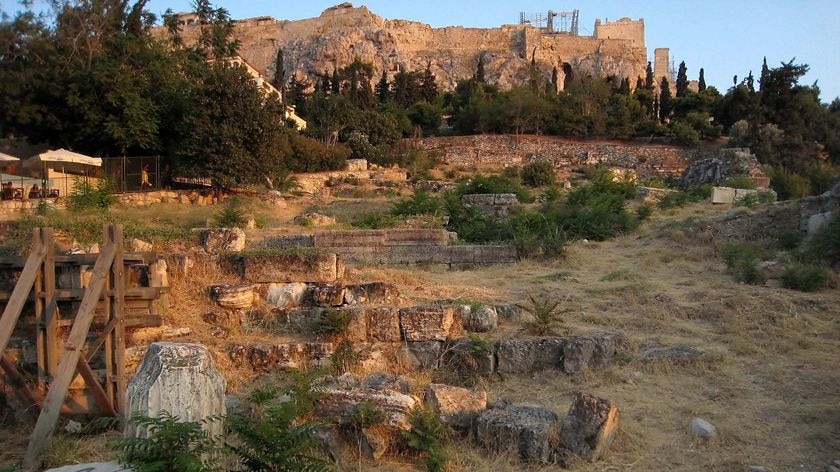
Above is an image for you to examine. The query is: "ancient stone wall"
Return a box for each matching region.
[593,17,645,48]
[414,135,695,178]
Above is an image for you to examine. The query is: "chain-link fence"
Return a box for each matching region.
[101,156,163,193]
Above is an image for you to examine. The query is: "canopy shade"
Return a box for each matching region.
[0,152,19,163]
[24,149,102,168]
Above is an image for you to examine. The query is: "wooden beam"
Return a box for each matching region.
[110,224,126,414]
[0,231,46,356]
[22,236,117,471]
[0,286,170,302]
[0,354,38,411]
[76,357,117,417]
[85,316,119,363]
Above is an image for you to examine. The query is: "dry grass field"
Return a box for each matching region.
[1,193,838,471]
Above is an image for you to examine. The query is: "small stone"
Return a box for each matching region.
[640,345,704,361]
[559,392,620,461]
[688,417,717,439]
[745,466,769,472]
[199,227,246,254]
[210,284,254,310]
[266,282,309,309]
[360,427,389,460]
[44,463,129,472]
[129,238,153,253]
[467,305,498,333]
[161,327,191,338]
[64,420,83,434]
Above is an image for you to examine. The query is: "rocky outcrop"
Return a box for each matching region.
[125,343,226,438]
[679,148,770,189]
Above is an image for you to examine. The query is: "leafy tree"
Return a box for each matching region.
[408,102,443,134]
[338,59,376,109]
[676,61,689,97]
[392,69,423,107]
[284,75,311,110]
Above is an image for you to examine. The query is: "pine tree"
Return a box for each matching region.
[676,61,688,97]
[645,61,654,90]
[759,57,769,92]
[699,68,707,91]
[745,71,755,92]
[475,54,486,83]
[375,70,390,103]
[659,77,672,122]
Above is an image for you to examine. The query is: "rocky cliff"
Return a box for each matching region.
[163,3,649,91]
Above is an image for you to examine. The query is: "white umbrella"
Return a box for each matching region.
[0,152,19,163]
[24,148,102,173]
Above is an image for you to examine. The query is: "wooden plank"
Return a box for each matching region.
[76,357,117,417]
[0,234,46,356]
[0,253,151,267]
[111,225,126,414]
[22,239,117,471]
[0,355,38,410]
[103,226,115,408]
[34,231,45,389]
[0,286,170,302]
[85,316,119,363]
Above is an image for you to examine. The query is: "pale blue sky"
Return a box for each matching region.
[4,0,840,101]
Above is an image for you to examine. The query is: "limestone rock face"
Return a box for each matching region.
[559,392,620,461]
[680,148,769,189]
[474,404,562,463]
[425,383,487,430]
[402,341,443,370]
[210,284,254,310]
[399,306,455,341]
[496,338,564,374]
[126,343,226,438]
[199,227,246,254]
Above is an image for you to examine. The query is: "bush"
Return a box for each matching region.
[801,212,840,266]
[400,407,451,472]
[782,264,830,292]
[120,412,221,472]
[329,340,360,375]
[719,243,770,285]
[214,205,248,228]
[352,212,399,229]
[670,122,700,146]
[508,210,566,258]
[314,308,351,337]
[521,160,556,188]
[392,190,446,217]
[226,371,332,472]
[766,165,811,200]
[734,190,776,208]
[69,178,116,210]
[636,204,653,220]
[457,174,534,203]
[723,176,757,189]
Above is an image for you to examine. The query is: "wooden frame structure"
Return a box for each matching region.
[0,224,165,471]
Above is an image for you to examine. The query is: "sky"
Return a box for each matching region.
[4,0,840,101]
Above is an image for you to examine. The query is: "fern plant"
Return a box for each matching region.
[518,293,573,335]
[226,370,332,472]
[120,411,222,472]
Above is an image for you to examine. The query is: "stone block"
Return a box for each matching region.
[265,282,309,308]
[400,306,455,341]
[711,187,737,204]
[209,284,254,310]
[309,284,346,307]
[425,383,487,430]
[343,282,400,305]
[640,345,704,361]
[559,392,620,461]
[363,307,401,342]
[403,341,444,370]
[496,338,564,374]
[229,342,334,371]
[562,333,621,374]
[346,159,369,171]
[45,463,130,472]
[443,338,495,376]
[239,253,343,283]
[126,343,226,438]
[808,211,834,234]
[198,227,246,254]
[320,388,420,430]
[474,404,561,463]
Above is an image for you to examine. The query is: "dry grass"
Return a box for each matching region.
[2,195,839,471]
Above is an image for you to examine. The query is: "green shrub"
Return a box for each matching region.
[400,407,451,472]
[735,190,776,208]
[521,160,556,187]
[314,308,351,337]
[641,177,668,189]
[392,190,446,217]
[801,212,840,266]
[69,178,116,210]
[457,174,534,203]
[518,294,572,336]
[214,205,247,228]
[227,371,332,472]
[120,411,221,472]
[636,204,653,220]
[776,230,804,250]
[766,165,811,200]
[329,340,360,375]
[782,263,830,292]
[723,176,757,189]
[719,243,770,285]
[508,211,566,258]
[670,121,700,146]
[352,212,399,229]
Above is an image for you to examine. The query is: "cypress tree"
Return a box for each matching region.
[645,61,654,90]
[271,49,285,90]
[375,70,390,103]
[475,54,486,83]
[420,62,438,102]
[330,67,340,95]
[699,68,707,91]
[676,61,688,97]
[659,77,672,122]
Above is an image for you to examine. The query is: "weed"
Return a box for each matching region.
[636,203,653,220]
[600,269,636,282]
[314,308,352,337]
[214,205,247,228]
[735,191,776,208]
[723,176,757,189]
[719,242,770,285]
[782,264,830,292]
[518,294,573,336]
[329,340,360,375]
[69,178,116,210]
[400,407,451,472]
